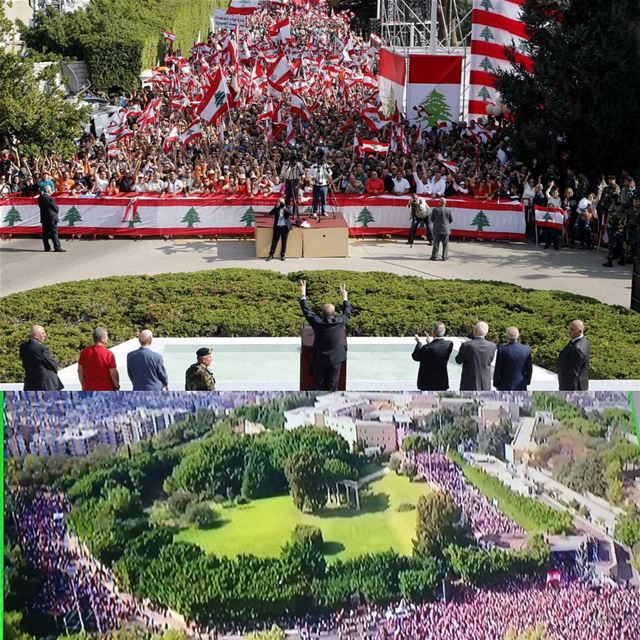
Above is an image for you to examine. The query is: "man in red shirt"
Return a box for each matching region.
[365,170,385,196]
[78,327,120,390]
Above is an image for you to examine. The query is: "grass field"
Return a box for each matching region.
[175,471,429,561]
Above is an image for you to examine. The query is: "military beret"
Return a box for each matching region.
[196,347,212,358]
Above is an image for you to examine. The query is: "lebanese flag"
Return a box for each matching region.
[267,78,284,101]
[360,106,391,133]
[268,53,292,86]
[179,120,202,145]
[121,197,139,223]
[197,69,231,124]
[406,54,462,126]
[468,0,533,120]
[227,0,260,14]
[284,120,295,146]
[546,570,561,587]
[359,138,389,155]
[137,99,161,128]
[257,98,274,122]
[535,206,564,231]
[269,17,291,42]
[162,126,179,153]
[162,30,176,41]
[437,153,458,173]
[290,90,311,121]
[378,48,406,118]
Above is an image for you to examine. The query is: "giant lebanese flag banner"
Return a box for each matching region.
[468,0,532,120]
[0,195,525,240]
[406,54,462,125]
[378,49,406,117]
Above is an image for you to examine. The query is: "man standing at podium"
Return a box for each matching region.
[299,280,351,391]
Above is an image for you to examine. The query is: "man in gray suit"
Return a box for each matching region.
[429,197,453,261]
[126,330,169,391]
[455,321,497,391]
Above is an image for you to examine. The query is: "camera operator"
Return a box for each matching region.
[280,150,305,222]
[407,192,432,246]
[310,150,333,219]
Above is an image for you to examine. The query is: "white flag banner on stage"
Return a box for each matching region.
[378,48,406,117]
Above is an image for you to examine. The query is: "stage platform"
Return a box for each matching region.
[255,212,349,259]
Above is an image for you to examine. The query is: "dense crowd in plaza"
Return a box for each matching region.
[1,2,638,259]
[411,450,523,538]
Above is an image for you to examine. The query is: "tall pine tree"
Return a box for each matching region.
[494,0,640,176]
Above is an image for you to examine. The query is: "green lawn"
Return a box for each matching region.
[175,472,428,561]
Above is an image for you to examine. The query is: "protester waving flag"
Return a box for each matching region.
[197,69,232,124]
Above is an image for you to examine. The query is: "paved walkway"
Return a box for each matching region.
[0,236,633,307]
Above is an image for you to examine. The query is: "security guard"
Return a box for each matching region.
[185,347,216,391]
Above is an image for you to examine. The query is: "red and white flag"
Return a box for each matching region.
[406,54,462,126]
[121,197,139,223]
[268,52,292,86]
[162,126,179,153]
[468,0,533,120]
[359,138,389,155]
[179,120,202,145]
[290,90,311,121]
[378,48,406,118]
[360,106,391,133]
[227,0,260,14]
[535,206,565,231]
[137,99,161,128]
[437,153,459,173]
[162,30,176,41]
[197,69,231,124]
[284,120,295,145]
[268,17,291,42]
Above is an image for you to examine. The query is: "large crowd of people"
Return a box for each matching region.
[411,450,523,538]
[1,2,638,259]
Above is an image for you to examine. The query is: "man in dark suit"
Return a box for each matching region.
[266,198,292,261]
[412,322,454,390]
[455,321,497,391]
[429,197,453,261]
[19,325,63,390]
[299,279,351,391]
[126,330,169,391]
[557,319,590,390]
[38,186,65,252]
[493,326,533,391]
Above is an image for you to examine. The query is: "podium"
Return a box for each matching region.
[299,325,347,391]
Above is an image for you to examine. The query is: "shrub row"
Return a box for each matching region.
[449,452,574,535]
[2,269,639,381]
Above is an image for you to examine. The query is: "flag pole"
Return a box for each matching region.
[429,0,438,54]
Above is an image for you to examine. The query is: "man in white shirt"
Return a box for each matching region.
[165,171,184,195]
[413,163,431,196]
[428,171,446,197]
[392,170,411,195]
[147,171,165,193]
[310,151,333,218]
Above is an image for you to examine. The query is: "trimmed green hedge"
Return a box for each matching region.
[449,452,574,535]
[1,269,639,382]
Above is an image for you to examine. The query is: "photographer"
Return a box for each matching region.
[407,192,432,247]
[280,150,305,221]
[310,150,333,218]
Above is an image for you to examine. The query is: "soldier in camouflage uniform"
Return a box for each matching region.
[626,192,640,263]
[185,347,216,391]
[603,204,628,267]
[600,176,621,267]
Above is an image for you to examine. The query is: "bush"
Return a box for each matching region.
[167,491,195,516]
[396,503,415,513]
[449,453,574,535]
[399,565,440,601]
[291,525,324,550]
[185,502,218,529]
[2,269,639,382]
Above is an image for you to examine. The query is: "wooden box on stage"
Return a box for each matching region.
[302,213,349,258]
[255,213,303,258]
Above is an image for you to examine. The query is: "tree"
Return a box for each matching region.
[413,491,462,557]
[127,211,142,228]
[494,0,640,176]
[605,478,624,505]
[479,26,494,42]
[291,524,324,550]
[356,207,375,227]
[471,210,491,231]
[181,207,200,227]
[62,206,82,227]
[241,207,256,227]
[398,563,440,602]
[382,85,397,118]
[416,90,453,127]
[245,627,285,640]
[477,86,492,101]
[0,6,89,158]
[479,57,495,73]
[284,450,327,512]
[3,206,22,227]
[504,625,548,640]
[480,0,493,10]
[167,490,195,517]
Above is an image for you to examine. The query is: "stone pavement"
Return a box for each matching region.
[0,236,633,307]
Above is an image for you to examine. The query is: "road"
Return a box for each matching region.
[1,236,633,307]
